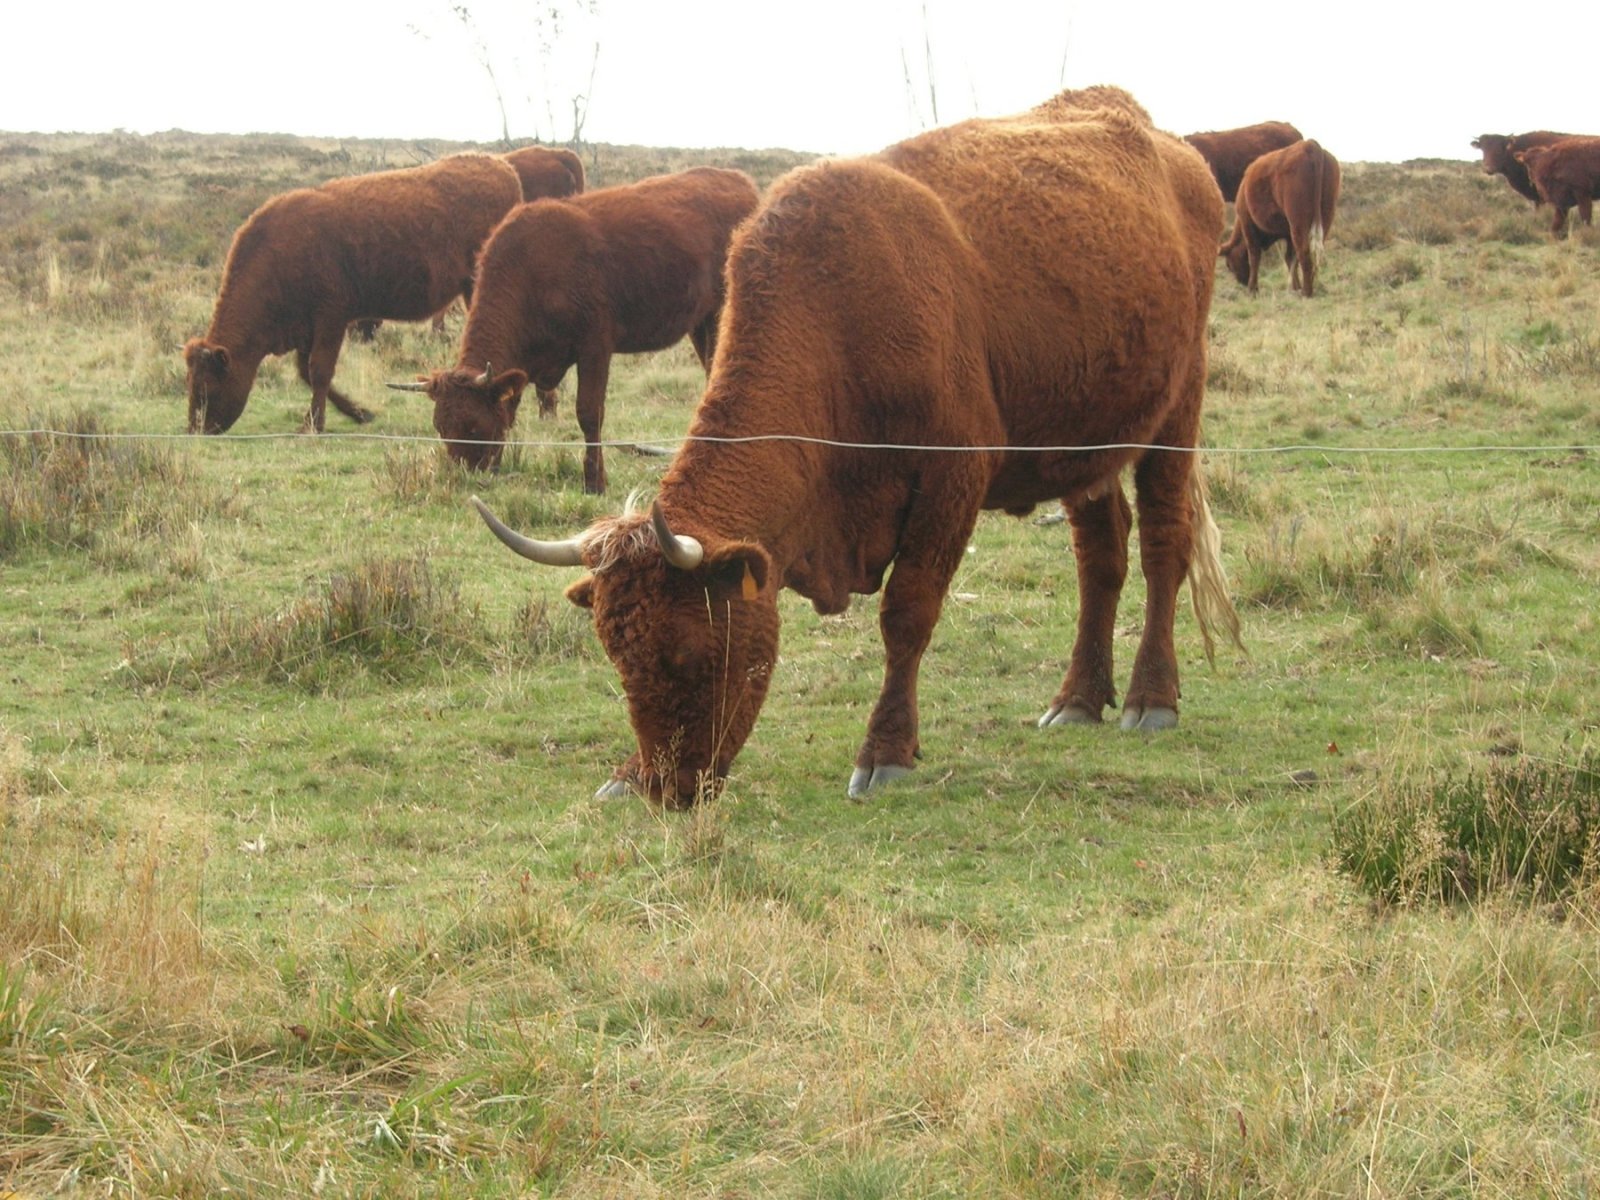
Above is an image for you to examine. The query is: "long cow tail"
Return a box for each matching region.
[1187,461,1245,665]
[1308,143,1327,272]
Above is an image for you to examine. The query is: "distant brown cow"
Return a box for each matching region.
[1516,137,1600,234]
[1184,121,1302,203]
[469,86,1241,806]
[345,150,584,348]
[502,144,586,198]
[184,153,522,434]
[1471,131,1572,205]
[394,166,760,493]
[1220,139,1341,298]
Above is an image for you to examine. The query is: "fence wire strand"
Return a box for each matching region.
[4,427,1599,457]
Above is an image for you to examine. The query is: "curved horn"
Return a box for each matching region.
[470,496,586,567]
[385,380,431,393]
[475,361,493,386]
[651,501,704,570]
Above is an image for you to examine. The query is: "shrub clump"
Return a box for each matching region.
[1333,754,1600,908]
[0,409,189,559]
[201,556,484,688]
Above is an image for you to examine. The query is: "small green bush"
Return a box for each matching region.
[1334,754,1600,908]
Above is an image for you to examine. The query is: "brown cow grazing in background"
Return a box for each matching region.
[1221,139,1341,298]
[502,144,586,198]
[1471,131,1572,205]
[185,153,522,434]
[344,149,584,348]
[1184,121,1302,202]
[393,166,760,493]
[470,86,1241,806]
[1516,137,1600,234]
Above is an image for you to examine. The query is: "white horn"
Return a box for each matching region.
[470,496,586,567]
[385,380,431,393]
[475,361,493,386]
[651,502,704,570]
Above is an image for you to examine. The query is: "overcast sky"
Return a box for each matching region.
[4,1,1595,162]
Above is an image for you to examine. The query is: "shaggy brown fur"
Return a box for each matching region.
[1516,137,1600,234]
[1220,138,1341,298]
[418,166,760,492]
[502,145,586,198]
[1184,121,1302,203]
[1472,131,1572,205]
[483,86,1241,805]
[184,153,522,434]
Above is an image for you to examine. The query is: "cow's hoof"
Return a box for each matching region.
[1120,706,1178,732]
[847,763,913,798]
[595,778,633,799]
[1038,703,1101,728]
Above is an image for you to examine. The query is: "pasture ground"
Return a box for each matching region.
[2,130,1599,1197]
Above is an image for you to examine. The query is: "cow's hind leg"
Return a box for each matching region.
[849,459,990,797]
[573,348,612,494]
[1040,482,1131,726]
[296,323,367,432]
[1121,447,1196,730]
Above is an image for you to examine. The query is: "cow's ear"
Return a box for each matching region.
[565,574,597,609]
[492,369,528,408]
[706,540,771,600]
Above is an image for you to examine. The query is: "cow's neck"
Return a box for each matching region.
[456,308,525,376]
[657,374,888,616]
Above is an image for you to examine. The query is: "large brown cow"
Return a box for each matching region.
[184,153,523,434]
[502,144,586,198]
[1471,131,1572,205]
[470,86,1241,806]
[1220,139,1340,298]
[1184,121,1302,203]
[393,166,760,493]
[1516,137,1600,234]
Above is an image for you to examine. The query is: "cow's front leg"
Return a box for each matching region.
[1040,483,1130,726]
[848,486,982,797]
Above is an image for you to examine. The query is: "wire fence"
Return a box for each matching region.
[5,426,1599,457]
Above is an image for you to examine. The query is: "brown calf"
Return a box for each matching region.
[1471,131,1572,205]
[1516,137,1600,234]
[185,153,522,434]
[1220,139,1341,298]
[399,166,760,493]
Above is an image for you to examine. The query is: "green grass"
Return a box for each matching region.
[3,131,1600,1196]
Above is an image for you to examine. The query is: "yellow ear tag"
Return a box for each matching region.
[741,562,758,600]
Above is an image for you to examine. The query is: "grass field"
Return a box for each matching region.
[3,127,1600,1197]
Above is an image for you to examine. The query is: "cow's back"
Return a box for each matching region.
[226,154,522,323]
[873,98,1222,447]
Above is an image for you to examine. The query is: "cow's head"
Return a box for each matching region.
[1219,236,1251,288]
[395,365,529,469]
[183,338,255,433]
[1472,134,1513,175]
[473,497,779,807]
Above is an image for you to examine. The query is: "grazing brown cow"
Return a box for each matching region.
[1471,131,1572,205]
[471,86,1241,806]
[1516,137,1600,234]
[502,144,586,198]
[394,166,760,493]
[184,153,522,434]
[1220,139,1341,298]
[344,151,584,348]
[1183,121,1302,203]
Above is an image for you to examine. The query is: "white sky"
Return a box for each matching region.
[3,1,1595,162]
